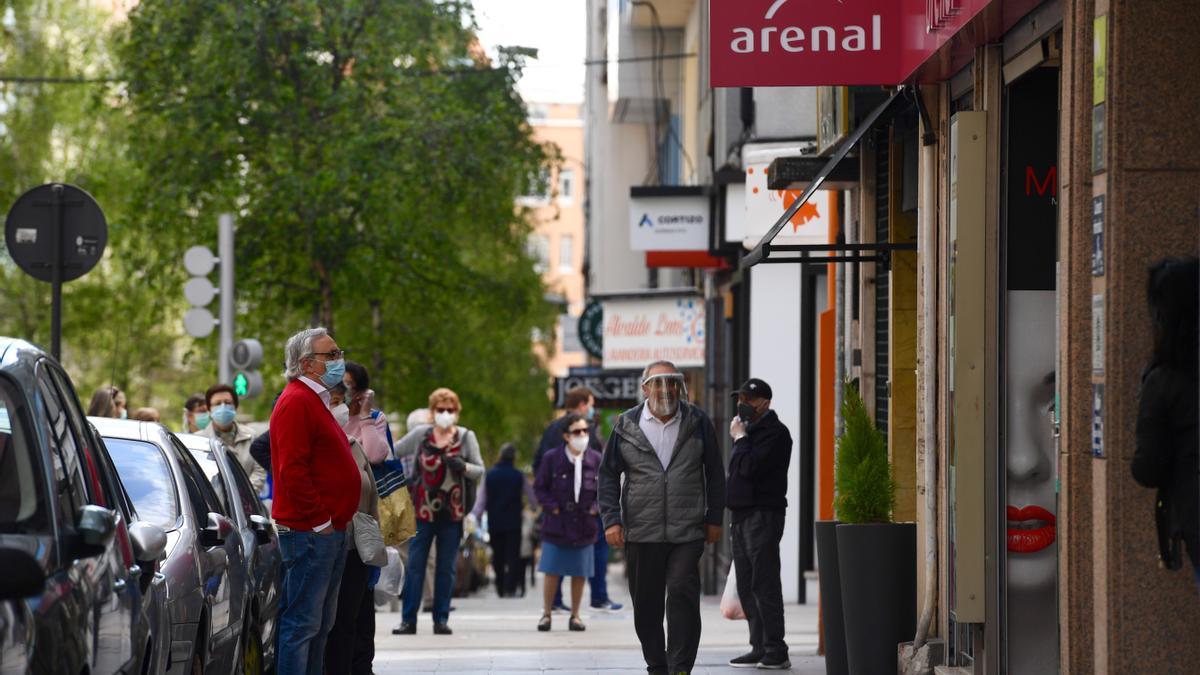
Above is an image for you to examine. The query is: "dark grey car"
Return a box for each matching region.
[95,418,248,675]
[177,433,280,675]
[0,338,169,674]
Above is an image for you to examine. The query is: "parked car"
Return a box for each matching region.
[177,432,280,675]
[0,338,169,674]
[94,417,249,675]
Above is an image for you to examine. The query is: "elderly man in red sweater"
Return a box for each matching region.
[270,327,361,675]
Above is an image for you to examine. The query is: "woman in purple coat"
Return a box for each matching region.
[535,413,602,632]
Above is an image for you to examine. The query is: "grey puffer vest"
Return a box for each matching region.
[611,403,712,544]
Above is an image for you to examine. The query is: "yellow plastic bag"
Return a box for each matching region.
[379,485,417,545]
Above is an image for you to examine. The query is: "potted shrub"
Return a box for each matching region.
[834,382,916,675]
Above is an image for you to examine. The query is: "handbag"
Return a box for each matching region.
[378,485,417,545]
[352,511,388,567]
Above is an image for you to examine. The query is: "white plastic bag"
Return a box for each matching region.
[720,565,745,620]
[378,546,406,597]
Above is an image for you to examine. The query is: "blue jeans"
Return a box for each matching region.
[276,530,348,675]
[402,519,463,625]
[554,516,610,607]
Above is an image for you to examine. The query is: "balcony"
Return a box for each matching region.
[606,0,695,124]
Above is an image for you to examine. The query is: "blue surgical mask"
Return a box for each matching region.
[118,408,128,420]
[195,411,211,430]
[585,405,596,421]
[211,404,237,427]
[320,358,346,389]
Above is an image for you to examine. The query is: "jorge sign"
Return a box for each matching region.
[709,0,996,87]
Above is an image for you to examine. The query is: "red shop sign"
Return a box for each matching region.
[709,0,995,88]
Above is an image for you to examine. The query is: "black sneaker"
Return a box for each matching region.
[433,622,453,635]
[551,601,570,614]
[391,622,416,635]
[729,652,763,668]
[757,654,791,670]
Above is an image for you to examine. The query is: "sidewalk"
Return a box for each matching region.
[371,564,826,674]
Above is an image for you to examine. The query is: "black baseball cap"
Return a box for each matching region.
[731,378,773,400]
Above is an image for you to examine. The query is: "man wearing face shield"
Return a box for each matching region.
[725,379,792,670]
[598,361,726,675]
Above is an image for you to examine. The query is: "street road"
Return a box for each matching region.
[370,565,826,674]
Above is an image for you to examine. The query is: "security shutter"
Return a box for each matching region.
[873,129,890,432]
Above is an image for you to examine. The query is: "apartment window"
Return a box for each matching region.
[521,167,552,203]
[528,234,550,273]
[558,234,574,273]
[558,169,575,206]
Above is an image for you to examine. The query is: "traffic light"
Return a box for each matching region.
[229,338,264,399]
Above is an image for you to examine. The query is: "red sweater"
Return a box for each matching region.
[269,379,361,531]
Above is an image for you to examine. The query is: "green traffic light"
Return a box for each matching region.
[233,372,249,397]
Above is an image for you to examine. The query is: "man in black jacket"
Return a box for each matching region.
[726,378,792,670]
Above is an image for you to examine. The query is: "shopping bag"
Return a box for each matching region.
[378,485,417,545]
[721,565,746,620]
[378,546,406,597]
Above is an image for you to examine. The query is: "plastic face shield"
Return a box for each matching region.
[641,372,688,402]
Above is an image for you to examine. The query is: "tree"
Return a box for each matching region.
[0,0,215,415]
[119,0,558,455]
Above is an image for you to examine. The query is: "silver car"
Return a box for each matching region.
[94,418,248,675]
[177,433,280,675]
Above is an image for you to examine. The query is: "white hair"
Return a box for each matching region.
[406,407,431,431]
[283,327,328,380]
[641,360,679,382]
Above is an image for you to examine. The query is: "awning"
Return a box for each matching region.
[743,87,917,267]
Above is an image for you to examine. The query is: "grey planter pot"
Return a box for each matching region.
[835,522,917,675]
[815,521,848,675]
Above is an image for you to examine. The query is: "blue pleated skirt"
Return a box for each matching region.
[538,541,595,577]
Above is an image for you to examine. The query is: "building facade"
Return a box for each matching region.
[526,102,588,377]
[713,1,1200,673]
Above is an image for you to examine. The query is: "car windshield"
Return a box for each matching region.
[0,380,46,533]
[105,437,179,530]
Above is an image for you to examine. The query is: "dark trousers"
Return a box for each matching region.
[401,519,462,625]
[488,528,522,596]
[325,549,375,675]
[730,510,788,659]
[625,540,704,673]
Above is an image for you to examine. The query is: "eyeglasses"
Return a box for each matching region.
[310,349,346,360]
[567,428,590,436]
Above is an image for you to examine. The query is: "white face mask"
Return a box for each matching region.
[568,435,589,454]
[331,403,351,429]
[434,410,457,429]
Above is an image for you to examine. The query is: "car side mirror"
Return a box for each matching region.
[0,547,45,600]
[74,504,118,558]
[129,521,168,563]
[199,512,233,547]
[249,514,273,546]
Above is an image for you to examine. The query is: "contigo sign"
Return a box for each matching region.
[709,0,994,88]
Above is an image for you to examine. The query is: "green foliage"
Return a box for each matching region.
[0,0,562,458]
[834,381,895,524]
[116,0,558,456]
[0,0,215,414]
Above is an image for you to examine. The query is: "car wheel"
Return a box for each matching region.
[241,618,264,675]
